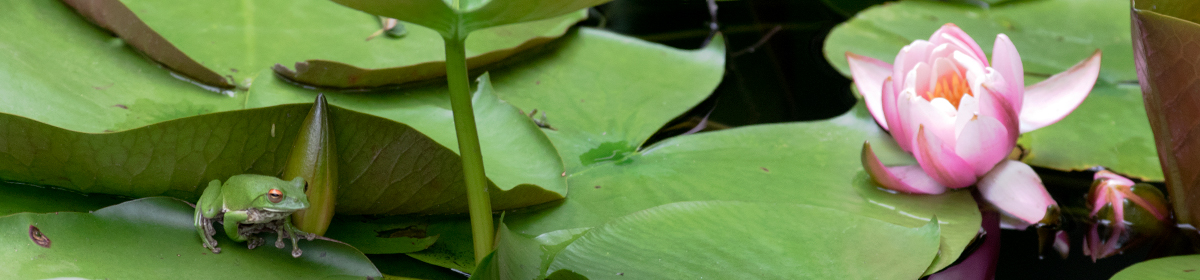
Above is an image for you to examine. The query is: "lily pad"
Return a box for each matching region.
[64,0,586,88]
[546,201,942,279]
[368,254,469,280]
[490,28,728,173]
[0,0,572,215]
[411,103,979,274]
[1131,0,1200,226]
[823,0,1162,180]
[332,0,609,38]
[0,181,128,217]
[0,197,381,279]
[1110,255,1200,280]
[823,0,1135,83]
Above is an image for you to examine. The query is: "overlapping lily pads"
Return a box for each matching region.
[0,197,381,279]
[64,0,586,88]
[823,0,1162,181]
[546,201,941,279]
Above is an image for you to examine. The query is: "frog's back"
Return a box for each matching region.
[222,174,291,195]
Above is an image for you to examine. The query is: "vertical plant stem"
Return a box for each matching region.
[444,35,494,265]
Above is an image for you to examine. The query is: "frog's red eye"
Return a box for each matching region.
[267,189,284,203]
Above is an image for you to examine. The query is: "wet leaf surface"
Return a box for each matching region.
[0,197,381,279]
[546,201,941,279]
[824,0,1162,181]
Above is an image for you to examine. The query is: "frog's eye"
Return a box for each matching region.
[267,189,284,203]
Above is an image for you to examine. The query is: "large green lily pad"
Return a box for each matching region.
[64,0,585,89]
[412,104,981,275]
[823,0,1162,181]
[1110,255,1200,280]
[546,201,942,279]
[0,197,381,279]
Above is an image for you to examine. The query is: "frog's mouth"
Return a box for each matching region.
[260,208,294,213]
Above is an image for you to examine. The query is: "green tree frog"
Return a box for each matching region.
[194,174,315,257]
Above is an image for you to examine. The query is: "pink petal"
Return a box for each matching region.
[1093,170,1134,186]
[930,23,989,68]
[1018,50,1102,133]
[860,142,949,194]
[881,78,907,147]
[893,41,934,93]
[913,125,978,188]
[977,69,1020,143]
[847,52,895,130]
[991,34,1025,112]
[955,115,1013,177]
[978,160,1058,227]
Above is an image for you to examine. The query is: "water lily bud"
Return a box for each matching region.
[286,94,339,236]
[1083,170,1171,261]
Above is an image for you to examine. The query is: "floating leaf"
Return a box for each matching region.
[1131,0,1200,227]
[63,0,585,88]
[1110,255,1200,280]
[414,104,981,274]
[0,0,574,215]
[332,0,609,39]
[0,197,381,279]
[547,201,942,279]
[823,0,1161,180]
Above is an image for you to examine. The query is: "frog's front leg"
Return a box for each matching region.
[282,217,315,258]
[195,180,224,253]
[222,210,251,243]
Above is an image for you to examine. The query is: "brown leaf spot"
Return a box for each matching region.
[29,225,50,248]
[594,185,601,189]
[230,68,239,73]
[1186,269,1195,272]
[760,167,769,172]
[617,272,624,276]
[112,104,128,109]
[561,172,567,177]
[535,80,541,85]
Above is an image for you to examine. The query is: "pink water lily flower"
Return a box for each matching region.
[851,23,1101,227]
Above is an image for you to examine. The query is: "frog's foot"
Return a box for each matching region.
[275,234,286,249]
[246,236,265,250]
[291,247,303,258]
[304,232,316,241]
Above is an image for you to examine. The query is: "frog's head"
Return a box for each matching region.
[251,176,310,212]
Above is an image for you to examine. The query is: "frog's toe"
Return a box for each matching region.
[304,233,316,241]
[212,247,222,254]
[275,239,286,249]
[291,248,302,258]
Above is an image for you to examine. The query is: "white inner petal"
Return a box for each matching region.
[930,98,958,118]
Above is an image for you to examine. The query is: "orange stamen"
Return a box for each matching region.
[924,72,973,108]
